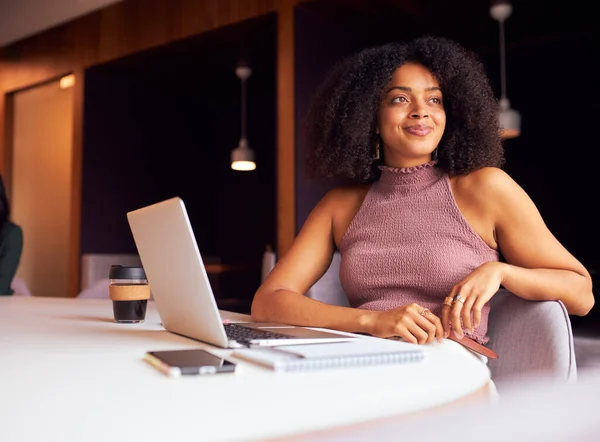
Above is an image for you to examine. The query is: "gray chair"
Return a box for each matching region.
[487,289,577,390]
[305,252,349,307]
[80,253,142,291]
[77,277,111,299]
[261,245,276,282]
[261,249,349,307]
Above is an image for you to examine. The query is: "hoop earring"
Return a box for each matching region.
[374,136,381,160]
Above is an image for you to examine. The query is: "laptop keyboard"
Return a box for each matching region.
[224,323,294,345]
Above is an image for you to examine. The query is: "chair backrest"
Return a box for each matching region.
[261,246,276,282]
[305,252,350,307]
[487,289,577,390]
[80,253,142,291]
[11,276,32,296]
[77,278,111,299]
[260,249,350,307]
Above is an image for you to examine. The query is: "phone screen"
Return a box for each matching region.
[145,349,236,376]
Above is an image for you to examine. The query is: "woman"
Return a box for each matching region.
[0,174,23,295]
[251,35,593,347]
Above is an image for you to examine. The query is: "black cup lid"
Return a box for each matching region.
[109,265,146,280]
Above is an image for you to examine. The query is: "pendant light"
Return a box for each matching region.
[231,63,256,171]
[490,0,521,139]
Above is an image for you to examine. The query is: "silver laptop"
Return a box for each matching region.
[126,197,357,349]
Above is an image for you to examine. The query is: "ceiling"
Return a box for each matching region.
[0,0,124,47]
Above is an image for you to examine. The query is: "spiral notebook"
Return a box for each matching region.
[232,336,425,372]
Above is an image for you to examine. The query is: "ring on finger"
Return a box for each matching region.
[443,296,453,307]
[453,294,465,304]
[420,308,430,316]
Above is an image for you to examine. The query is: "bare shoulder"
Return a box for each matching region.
[319,183,371,211]
[452,167,522,205]
[453,166,514,190]
[317,184,371,247]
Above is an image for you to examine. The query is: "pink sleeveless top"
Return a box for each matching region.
[338,160,499,344]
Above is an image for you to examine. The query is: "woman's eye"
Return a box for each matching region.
[391,96,407,103]
[430,97,442,105]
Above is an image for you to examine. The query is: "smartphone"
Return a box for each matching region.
[144,349,237,377]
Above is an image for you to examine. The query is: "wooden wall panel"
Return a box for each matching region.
[0,92,15,191]
[68,69,85,298]
[0,0,279,93]
[0,96,6,178]
[276,0,297,258]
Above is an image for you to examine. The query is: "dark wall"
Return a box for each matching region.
[294,8,363,233]
[497,33,600,269]
[81,14,277,305]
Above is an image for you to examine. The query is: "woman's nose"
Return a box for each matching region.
[410,103,428,118]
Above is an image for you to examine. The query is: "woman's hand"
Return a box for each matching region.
[366,304,444,344]
[441,261,507,338]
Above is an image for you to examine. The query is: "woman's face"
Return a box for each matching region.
[377,62,446,168]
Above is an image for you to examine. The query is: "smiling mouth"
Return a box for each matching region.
[404,126,433,136]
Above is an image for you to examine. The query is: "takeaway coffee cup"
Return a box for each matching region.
[109,265,150,323]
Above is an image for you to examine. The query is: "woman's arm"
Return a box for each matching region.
[251,188,374,333]
[477,168,593,315]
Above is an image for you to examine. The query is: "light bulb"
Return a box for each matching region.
[231,138,256,171]
[231,160,256,171]
[60,74,75,89]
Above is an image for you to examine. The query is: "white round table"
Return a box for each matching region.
[0,297,492,441]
